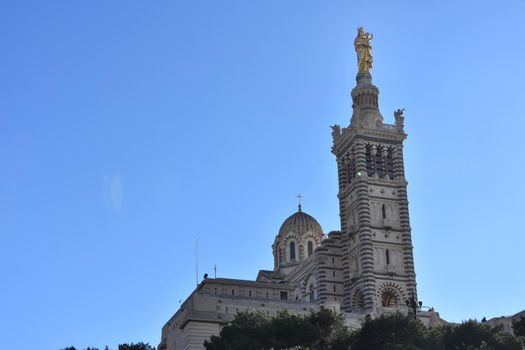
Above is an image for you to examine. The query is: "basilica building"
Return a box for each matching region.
[158,28,441,350]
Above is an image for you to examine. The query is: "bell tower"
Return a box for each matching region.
[330,28,417,314]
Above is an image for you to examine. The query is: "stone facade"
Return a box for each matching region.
[330,71,417,315]
[158,43,434,350]
[159,278,321,350]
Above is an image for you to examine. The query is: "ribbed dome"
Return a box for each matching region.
[278,208,323,237]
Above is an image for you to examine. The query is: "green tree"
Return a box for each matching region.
[204,308,350,350]
[491,330,524,350]
[442,320,523,350]
[204,310,272,350]
[305,307,351,350]
[118,343,155,350]
[348,312,433,350]
[203,310,525,350]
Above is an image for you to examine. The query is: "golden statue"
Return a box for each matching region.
[354,27,373,74]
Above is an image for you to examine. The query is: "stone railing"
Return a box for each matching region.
[381,123,398,131]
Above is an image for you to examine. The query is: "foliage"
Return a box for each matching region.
[204,307,349,350]
[204,310,525,350]
[59,313,524,350]
[441,320,524,350]
[348,312,442,350]
[60,344,155,350]
[118,343,156,350]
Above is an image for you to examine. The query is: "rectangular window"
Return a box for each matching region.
[376,152,384,178]
[346,162,352,184]
[280,291,288,300]
[366,147,373,176]
[387,150,394,179]
[386,249,390,265]
[231,289,235,296]
[249,290,252,297]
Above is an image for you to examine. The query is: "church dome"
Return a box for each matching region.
[273,204,325,274]
[278,207,323,237]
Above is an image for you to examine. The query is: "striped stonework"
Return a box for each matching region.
[330,71,418,315]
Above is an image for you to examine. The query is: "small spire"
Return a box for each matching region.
[297,193,302,212]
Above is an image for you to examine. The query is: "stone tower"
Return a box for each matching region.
[330,28,417,315]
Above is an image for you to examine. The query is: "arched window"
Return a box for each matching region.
[309,285,315,302]
[381,289,398,308]
[354,290,365,310]
[290,241,296,261]
[307,241,313,257]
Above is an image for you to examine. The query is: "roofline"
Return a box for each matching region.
[200,277,295,289]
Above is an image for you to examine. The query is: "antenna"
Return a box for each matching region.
[196,238,199,286]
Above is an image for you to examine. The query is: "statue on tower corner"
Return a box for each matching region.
[394,108,405,126]
[354,27,373,74]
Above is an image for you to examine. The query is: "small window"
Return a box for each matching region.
[266,292,269,299]
[382,204,386,219]
[346,161,352,184]
[333,271,336,277]
[308,241,314,257]
[366,145,373,176]
[309,286,315,302]
[290,241,296,261]
[225,307,229,313]
[386,249,390,265]
[231,289,235,296]
[386,149,394,179]
[280,291,288,300]
[249,290,252,297]
[333,285,336,292]
[332,258,335,264]
[376,148,384,178]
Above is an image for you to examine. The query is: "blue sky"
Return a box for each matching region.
[1,1,525,349]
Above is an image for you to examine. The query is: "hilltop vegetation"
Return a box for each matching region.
[59,312,525,350]
[204,308,525,350]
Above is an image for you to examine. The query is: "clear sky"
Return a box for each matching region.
[2,1,525,349]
